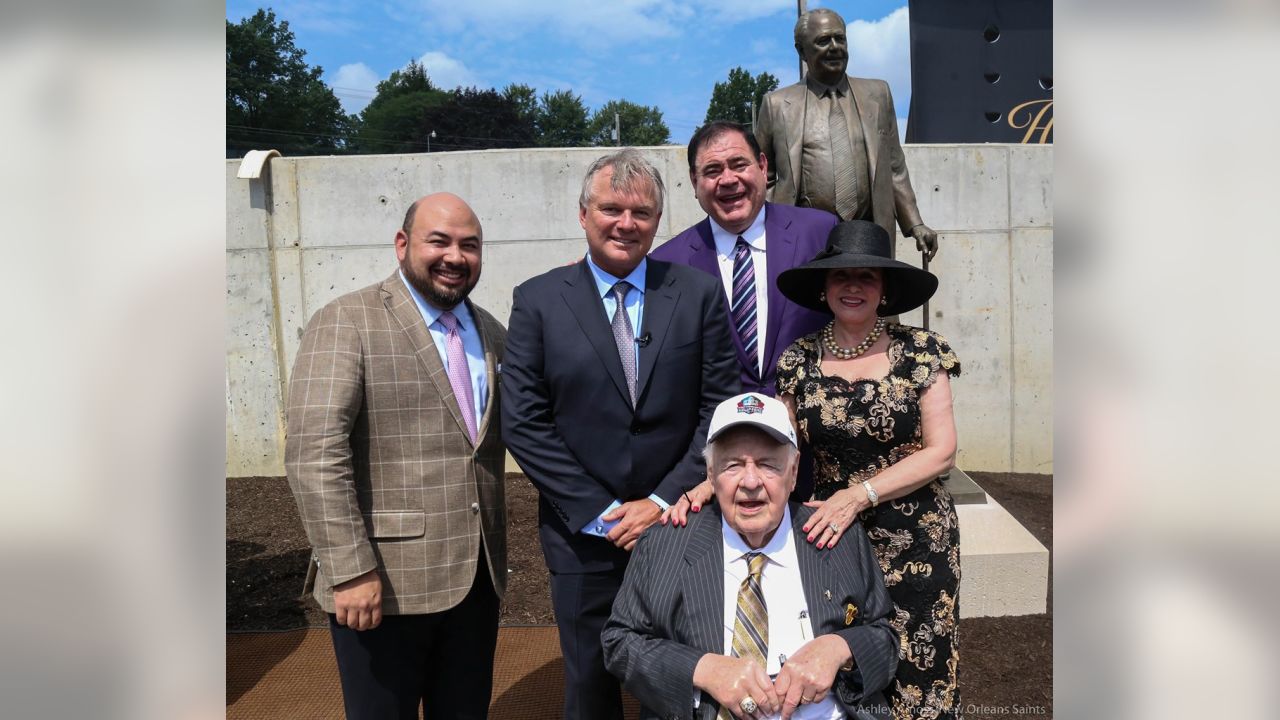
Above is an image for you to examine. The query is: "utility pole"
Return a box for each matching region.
[745,99,755,131]
[612,112,621,146]
[797,0,808,81]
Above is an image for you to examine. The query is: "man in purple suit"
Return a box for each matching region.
[652,122,838,502]
[652,121,838,398]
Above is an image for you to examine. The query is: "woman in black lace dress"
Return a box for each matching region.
[774,221,962,720]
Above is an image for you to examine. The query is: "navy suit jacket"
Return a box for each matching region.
[501,259,739,573]
[602,504,897,720]
[650,203,838,396]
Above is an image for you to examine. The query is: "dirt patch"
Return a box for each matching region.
[228,471,1051,715]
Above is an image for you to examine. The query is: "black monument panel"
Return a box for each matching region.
[906,0,1053,144]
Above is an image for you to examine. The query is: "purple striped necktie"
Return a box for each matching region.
[438,311,478,444]
[731,236,759,371]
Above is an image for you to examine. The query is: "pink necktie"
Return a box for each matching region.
[438,311,478,444]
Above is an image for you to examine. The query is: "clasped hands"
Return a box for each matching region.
[694,635,852,719]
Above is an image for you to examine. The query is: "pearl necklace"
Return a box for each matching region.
[821,318,885,360]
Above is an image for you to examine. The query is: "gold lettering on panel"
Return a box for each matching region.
[1008,99,1053,144]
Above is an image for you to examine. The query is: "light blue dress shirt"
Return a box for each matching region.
[585,254,646,359]
[399,270,488,426]
[580,255,669,537]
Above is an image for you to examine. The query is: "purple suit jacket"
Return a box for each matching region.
[651,202,838,396]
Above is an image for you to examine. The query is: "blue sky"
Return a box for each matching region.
[226,0,914,145]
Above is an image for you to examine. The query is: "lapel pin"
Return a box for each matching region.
[824,589,832,600]
[844,603,858,626]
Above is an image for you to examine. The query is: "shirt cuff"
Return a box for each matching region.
[581,499,622,536]
[647,493,670,511]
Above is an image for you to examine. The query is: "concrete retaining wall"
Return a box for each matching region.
[226,145,1052,477]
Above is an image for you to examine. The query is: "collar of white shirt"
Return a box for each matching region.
[721,503,793,567]
[710,206,767,259]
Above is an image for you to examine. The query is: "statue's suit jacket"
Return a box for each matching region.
[285,272,508,615]
[602,504,898,720]
[501,259,739,574]
[650,202,838,396]
[755,76,925,246]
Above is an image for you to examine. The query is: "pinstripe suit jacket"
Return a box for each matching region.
[602,504,896,720]
[285,271,507,615]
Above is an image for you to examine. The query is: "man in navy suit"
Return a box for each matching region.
[651,121,838,398]
[602,393,897,720]
[502,149,739,720]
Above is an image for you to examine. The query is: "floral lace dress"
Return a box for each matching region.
[776,324,962,720]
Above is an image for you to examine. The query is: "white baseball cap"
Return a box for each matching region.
[706,393,798,448]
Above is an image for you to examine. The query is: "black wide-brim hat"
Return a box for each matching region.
[777,220,938,316]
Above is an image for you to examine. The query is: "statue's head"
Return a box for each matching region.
[794,8,848,85]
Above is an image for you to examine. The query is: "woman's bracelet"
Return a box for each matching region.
[861,480,880,507]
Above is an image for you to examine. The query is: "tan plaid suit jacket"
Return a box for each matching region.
[285,271,507,615]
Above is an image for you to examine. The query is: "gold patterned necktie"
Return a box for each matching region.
[719,552,769,719]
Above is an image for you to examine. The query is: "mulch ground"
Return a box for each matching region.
[228,471,1051,716]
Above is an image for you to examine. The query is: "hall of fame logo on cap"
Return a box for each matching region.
[737,395,765,415]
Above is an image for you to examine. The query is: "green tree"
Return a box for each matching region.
[226,9,349,156]
[503,83,540,130]
[703,67,780,128]
[587,100,671,146]
[537,89,590,147]
[353,60,447,153]
[421,87,537,151]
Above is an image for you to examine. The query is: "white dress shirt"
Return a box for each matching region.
[709,209,769,376]
[717,507,843,720]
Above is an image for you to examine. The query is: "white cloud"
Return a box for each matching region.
[417,51,478,90]
[329,62,379,114]
[844,6,912,105]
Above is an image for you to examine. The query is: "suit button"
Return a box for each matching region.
[471,502,480,514]
[631,427,640,436]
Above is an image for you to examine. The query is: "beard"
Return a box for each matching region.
[401,259,478,309]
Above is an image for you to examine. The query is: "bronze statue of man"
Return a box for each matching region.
[755,8,938,259]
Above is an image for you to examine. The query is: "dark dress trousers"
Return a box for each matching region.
[602,504,898,720]
[502,259,739,720]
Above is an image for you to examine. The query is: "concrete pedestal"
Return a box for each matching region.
[954,470,1049,618]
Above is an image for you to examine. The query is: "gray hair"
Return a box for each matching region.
[579,148,666,212]
[793,8,844,56]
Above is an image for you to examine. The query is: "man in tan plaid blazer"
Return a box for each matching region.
[285,192,507,720]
